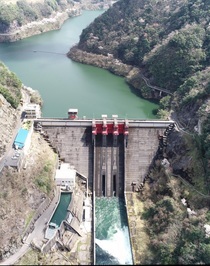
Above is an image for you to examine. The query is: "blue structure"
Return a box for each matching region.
[14,128,29,149]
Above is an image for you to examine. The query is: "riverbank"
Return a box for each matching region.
[67,46,164,100]
[0,0,113,43]
[0,8,81,43]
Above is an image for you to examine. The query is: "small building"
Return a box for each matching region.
[13,128,29,149]
[55,163,76,190]
[68,108,78,120]
[24,104,41,119]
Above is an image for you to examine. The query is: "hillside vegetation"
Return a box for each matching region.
[0,0,75,33]
[0,62,22,108]
[0,0,113,42]
[0,62,42,156]
[69,0,210,185]
[74,0,210,124]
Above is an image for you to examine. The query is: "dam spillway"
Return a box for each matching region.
[94,133,125,197]
[34,114,174,197]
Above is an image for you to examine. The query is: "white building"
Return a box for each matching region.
[24,104,41,119]
[55,163,76,190]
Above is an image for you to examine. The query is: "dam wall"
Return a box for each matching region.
[34,118,174,197]
[125,127,165,192]
[40,124,94,187]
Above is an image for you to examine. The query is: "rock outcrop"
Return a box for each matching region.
[0,94,21,158]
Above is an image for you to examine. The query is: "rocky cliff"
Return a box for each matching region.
[0,62,57,260]
[0,94,20,157]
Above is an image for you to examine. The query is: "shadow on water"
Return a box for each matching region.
[128,83,159,111]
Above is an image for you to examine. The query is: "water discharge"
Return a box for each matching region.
[96,227,132,264]
[95,197,133,265]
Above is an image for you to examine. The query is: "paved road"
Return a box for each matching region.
[0,113,22,172]
[0,87,30,172]
[0,186,93,265]
[0,187,60,265]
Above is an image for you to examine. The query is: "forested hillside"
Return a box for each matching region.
[0,61,42,157]
[0,62,22,156]
[0,0,75,33]
[68,0,210,264]
[0,0,113,42]
[73,0,210,126]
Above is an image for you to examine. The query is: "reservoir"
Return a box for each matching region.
[0,9,157,265]
[0,10,158,119]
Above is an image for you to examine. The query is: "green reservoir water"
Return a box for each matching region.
[0,10,158,119]
[50,193,71,227]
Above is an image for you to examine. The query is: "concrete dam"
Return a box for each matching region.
[34,111,174,197]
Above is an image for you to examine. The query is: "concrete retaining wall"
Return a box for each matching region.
[23,122,33,155]
[124,192,134,264]
[46,188,61,229]
[22,166,59,241]
[22,197,51,241]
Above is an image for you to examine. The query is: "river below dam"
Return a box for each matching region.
[0,9,158,265]
[95,197,133,265]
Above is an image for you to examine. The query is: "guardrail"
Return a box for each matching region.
[34,118,175,128]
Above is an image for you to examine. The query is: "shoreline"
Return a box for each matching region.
[0,8,81,43]
[0,1,112,43]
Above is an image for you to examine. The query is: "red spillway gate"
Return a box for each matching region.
[92,120,129,135]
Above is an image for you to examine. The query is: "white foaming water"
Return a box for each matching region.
[96,225,133,265]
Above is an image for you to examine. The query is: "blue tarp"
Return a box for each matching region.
[14,128,29,149]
